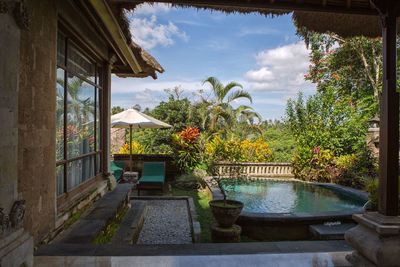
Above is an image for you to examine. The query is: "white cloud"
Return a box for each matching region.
[129,15,188,49]
[131,3,173,15]
[245,42,315,93]
[237,27,279,37]
[111,75,202,94]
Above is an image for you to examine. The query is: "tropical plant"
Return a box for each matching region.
[171,126,202,173]
[206,135,272,162]
[202,77,253,132]
[118,141,148,154]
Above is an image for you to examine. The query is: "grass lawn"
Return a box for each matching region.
[172,188,214,242]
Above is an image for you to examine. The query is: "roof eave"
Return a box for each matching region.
[88,0,142,74]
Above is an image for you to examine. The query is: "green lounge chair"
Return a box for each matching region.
[137,162,165,196]
[110,161,124,182]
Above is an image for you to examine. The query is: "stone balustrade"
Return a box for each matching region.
[213,161,294,178]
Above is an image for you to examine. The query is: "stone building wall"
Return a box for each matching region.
[111,128,126,153]
[0,0,20,222]
[18,0,57,242]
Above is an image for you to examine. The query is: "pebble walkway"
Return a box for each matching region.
[136,200,192,244]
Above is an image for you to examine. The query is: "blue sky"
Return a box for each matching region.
[111,3,316,121]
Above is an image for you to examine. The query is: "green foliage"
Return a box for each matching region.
[285,87,369,157]
[365,177,378,211]
[261,122,297,162]
[293,146,376,189]
[92,205,129,244]
[205,135,272,162]
[117,142,148,154]
[111,106,125,115]
[173,168,207,190]
[171,126,202,172]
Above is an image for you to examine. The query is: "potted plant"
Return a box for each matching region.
[209,180,243,227]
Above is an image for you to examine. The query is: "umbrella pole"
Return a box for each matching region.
[129,125,132,172]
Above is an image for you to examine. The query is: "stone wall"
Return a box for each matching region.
[366,127,379,159]
[0,0,20,223]
[111,128,126,153]
[18,0,57,242]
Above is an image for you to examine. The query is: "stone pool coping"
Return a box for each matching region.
[130,196,201,243]
[204,176,367,240]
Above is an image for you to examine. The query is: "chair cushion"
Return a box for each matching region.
[140,162,165,183]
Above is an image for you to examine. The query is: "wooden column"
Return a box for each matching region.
[378,7,399,216]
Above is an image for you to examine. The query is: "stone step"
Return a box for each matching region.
[112,200,148,245]
[56,184,134,244]
[309,223,356,240]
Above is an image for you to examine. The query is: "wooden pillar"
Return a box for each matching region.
[378,7,399,216]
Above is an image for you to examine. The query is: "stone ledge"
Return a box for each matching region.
[55,184,133,244]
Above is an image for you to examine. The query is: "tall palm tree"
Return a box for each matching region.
[202,77,253,131]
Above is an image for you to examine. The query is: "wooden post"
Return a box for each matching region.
[129,125,133,172]
[378,7,399,216]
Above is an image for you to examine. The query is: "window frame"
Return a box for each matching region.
[56,27,105,209]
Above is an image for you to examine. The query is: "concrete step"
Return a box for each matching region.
[112,200,147,245]
[309,223,356,240]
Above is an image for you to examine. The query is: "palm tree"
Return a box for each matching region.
[202,77,253,131]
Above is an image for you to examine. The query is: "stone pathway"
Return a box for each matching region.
[136,200,192,244]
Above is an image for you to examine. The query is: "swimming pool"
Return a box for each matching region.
[219,179,367,213]
[213,178,368,240]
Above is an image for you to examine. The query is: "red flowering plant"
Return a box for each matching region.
[171,126,202,173]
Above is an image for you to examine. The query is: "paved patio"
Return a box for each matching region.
[34,251,351,266]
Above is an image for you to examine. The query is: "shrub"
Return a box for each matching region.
[206,135,272,162]
[293,147,335,182]
[365,177,378,211]
[173,168,207,190]
[171,126,201,173]
[118,141,148,154]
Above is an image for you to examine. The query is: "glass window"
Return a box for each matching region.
[67,43,95,82]
[57,33,66,66]
[56,68,65,162]
[66,77,95,159]
[56,165,64,197]
[56,31,102,197]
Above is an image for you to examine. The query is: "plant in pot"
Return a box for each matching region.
[209,180,243,227]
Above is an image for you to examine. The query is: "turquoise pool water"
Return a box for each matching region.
[219,179,367,213]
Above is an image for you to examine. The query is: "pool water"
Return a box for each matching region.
[219,179,367,213]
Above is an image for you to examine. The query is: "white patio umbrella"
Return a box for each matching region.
[111,109,172,171]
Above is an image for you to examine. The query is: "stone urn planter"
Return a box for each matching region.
[209,199,243,227]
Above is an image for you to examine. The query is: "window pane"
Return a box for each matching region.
[57,32,65,66]
[67,156,95,190]
[96,67,102,86]
[67,76,95,159]
[96,88,100,151]
[67,43,95,82]
[56,165,64,196]
[96,153,101,174]
[56,68,65,162]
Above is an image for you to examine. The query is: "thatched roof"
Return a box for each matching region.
[114,41,165,79]
[109,4,164,79]
[293,11,400,38]
[113,0,400,38]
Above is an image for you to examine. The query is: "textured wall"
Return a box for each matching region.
[18,0,57,242]
[0,5,20,217]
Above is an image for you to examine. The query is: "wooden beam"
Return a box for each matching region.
[346,0,351,9]
[378,6,399,216]
[88,0,142,74]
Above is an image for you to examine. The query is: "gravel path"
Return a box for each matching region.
[137,200,192,244]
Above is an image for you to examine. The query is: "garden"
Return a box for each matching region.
[110,30,400,241]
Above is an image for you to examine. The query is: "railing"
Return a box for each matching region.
[213,161,294,178]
